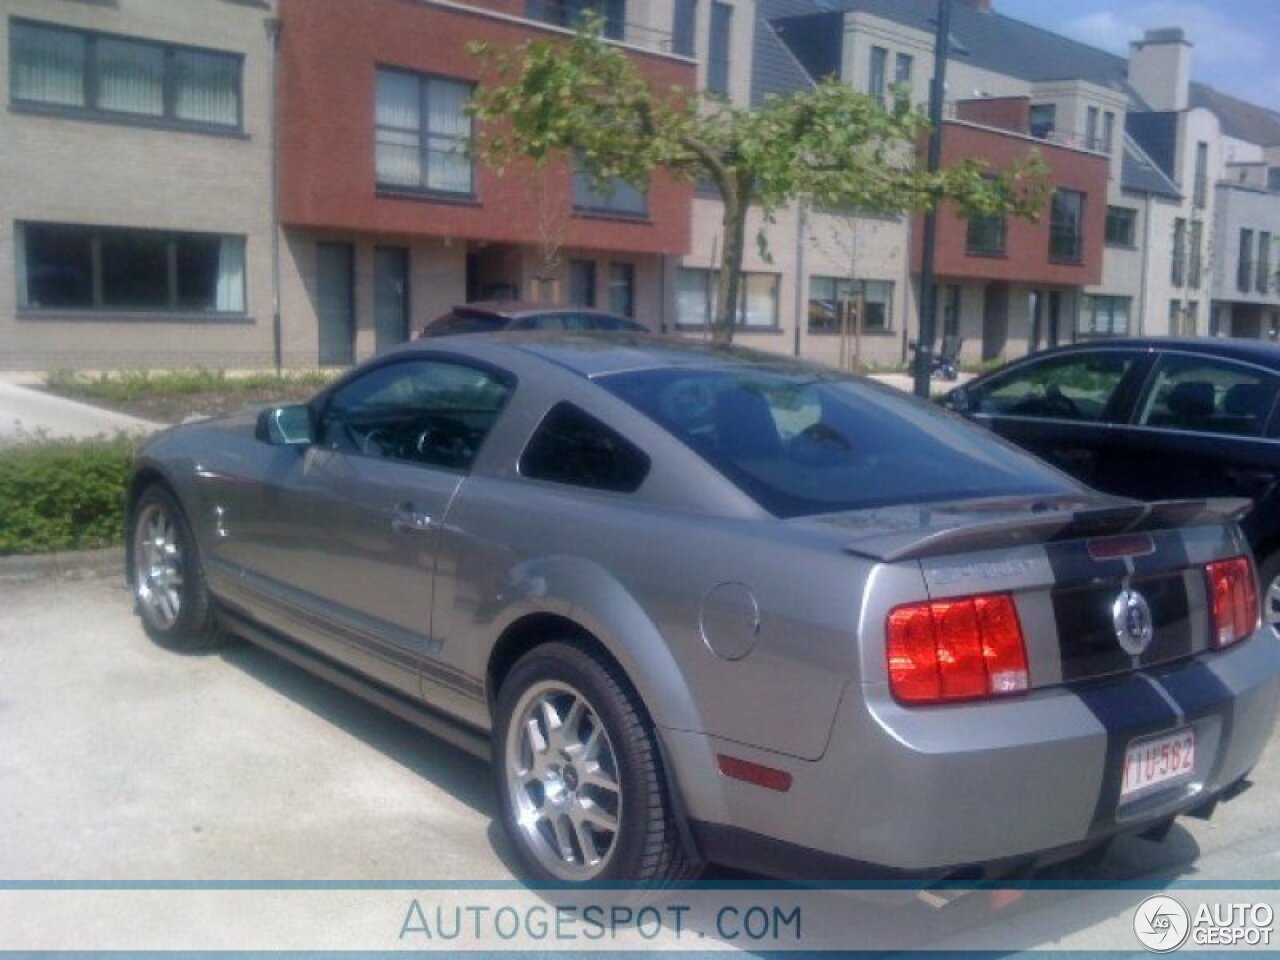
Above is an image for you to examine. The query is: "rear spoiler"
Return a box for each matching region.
[843,498,1252,563]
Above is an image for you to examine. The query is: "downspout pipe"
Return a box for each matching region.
[266,15,283,374]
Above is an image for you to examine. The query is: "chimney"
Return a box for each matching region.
[1129,27,1192,112]
[956,0,994,11]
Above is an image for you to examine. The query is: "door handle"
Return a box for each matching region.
[391,503,433,534]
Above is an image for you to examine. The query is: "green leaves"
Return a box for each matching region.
[467,21,1049,342]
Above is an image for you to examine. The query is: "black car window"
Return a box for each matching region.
[601,368,1077,518]
[519,402,651,493]
[969,352,1135,422]
[1137,354,1279,437]
[321,359,512,470]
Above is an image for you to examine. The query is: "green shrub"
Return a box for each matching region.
[0,436,136,555]
[45,367,333,402]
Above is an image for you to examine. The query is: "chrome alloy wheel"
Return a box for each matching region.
[133,502,184,632]
[504,680,623,880]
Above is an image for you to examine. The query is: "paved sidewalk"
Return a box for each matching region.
[0,381,162,445]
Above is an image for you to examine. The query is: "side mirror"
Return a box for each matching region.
[257,404,316,446]
[944,386,970,413]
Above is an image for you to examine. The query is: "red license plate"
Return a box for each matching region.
[1120,729,1196,800]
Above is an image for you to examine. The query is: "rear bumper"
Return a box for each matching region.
[663,631,1280,879]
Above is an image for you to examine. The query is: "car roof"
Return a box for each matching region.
[445,301,628,321]
[398,331,834,379]
[1009,337,1280,369]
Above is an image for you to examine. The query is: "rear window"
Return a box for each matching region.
[599,368,1078,517]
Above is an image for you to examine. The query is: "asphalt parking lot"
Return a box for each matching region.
[3,569,1280,951]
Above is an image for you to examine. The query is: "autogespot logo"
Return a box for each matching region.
[1134,895,1191,952]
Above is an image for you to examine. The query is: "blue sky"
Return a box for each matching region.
[994,0,1280,106]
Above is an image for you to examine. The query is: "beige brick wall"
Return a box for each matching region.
[0,0,277,370]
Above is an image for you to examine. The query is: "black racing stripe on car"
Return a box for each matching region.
[1131,529,1190,576]
[1153,657,1237,785]
[1072,675,1180,837]
[1045,538,1126,584]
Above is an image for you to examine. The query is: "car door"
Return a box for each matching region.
[963,349,1148,489]
[232,356,513,700]
[1109,350,1280,547]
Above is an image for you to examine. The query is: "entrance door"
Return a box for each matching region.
[375,246,410,353]
[981,282,1009,361]
[317,242,355,366]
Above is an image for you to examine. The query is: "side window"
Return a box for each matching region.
[321,359,512,469]
[971,352,1134,422]
[1137,355,1278,437]
[520,403,651,493]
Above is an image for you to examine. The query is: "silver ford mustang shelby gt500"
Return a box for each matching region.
[126,334,1280,886]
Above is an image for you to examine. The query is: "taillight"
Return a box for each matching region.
[1206,556,1259,649]
[886,593,1029,705]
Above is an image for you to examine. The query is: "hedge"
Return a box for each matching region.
[0,436,136,555]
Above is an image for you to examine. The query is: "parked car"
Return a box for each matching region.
[126,334,1280,888]
[419,301,647,338]
[946,337,1280,631]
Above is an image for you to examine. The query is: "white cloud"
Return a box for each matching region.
[1057,1,1278,102]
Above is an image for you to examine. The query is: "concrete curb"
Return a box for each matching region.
[0,546,124,583]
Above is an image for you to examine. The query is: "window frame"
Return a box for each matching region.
[868,45,888,103]
[1048,189,1085,264]
[672,0,697,57]
[807,276,895,335]
[16,221,248,318]
[965,212,1007,257]
[1077,295,1131,339]
[707,1,732,96]
[1104,206,1136,248]
[374,65,476,199]
[8,17,244,135]
[1029,103,1056,140]
[571,152,648,219]
[1239,228,1255,292]
[1258,232,1272,295]
[676,268,782,331]
[1172,217,1187,287]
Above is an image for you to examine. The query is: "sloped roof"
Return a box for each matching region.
[752,0,823,104]
[1121,134,1181,199]
[1189,82,1280,146]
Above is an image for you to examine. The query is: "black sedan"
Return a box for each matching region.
[947,337,1280,625]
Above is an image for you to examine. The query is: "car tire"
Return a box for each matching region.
[494,641,697,886]
[130,485,222,651]
[1258,552,1280,637]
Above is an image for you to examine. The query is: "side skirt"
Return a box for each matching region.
[217,604,492,761]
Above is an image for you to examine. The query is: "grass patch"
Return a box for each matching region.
[0,435,137,555]
[45,369,336,424]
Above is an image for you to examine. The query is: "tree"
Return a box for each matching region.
[468,21,1047,343]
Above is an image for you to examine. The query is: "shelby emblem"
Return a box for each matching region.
[1113,588,1154,656]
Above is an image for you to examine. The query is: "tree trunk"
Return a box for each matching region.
[712,181,748,345]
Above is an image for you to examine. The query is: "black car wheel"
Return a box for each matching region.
[1258,553,1280,637]
[494,641,696,885]
[130,485,222,651]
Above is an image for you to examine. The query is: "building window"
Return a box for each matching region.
[965,212,1006,256]
[708,1,732,95]
[572,153,648,216]
[672,0,697,57]
[1102,111,1115,154]
[1259,232,1272,294]
[17,223,245,314]
[568,259,596,306]
[1189,220,1203,289]
[808,277,893,334]
[608,262,635,317]
[1172,218,1187,287]
[9,19,241,130]
[1239,228,1255,292]
[375,68,473,196]
[868,46,887,103]
[1029,104,1056,140]
[1193,141,1209,210]
[1048,189,1084,263]
[1085,106,1099,151]
[1105,206,1136,247]
[676,268,779,329]
[1077,295,1130,338]
[524,0,624,40]
[892,52,912,111]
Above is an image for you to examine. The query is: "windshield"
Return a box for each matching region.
[599,367,1080,518]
